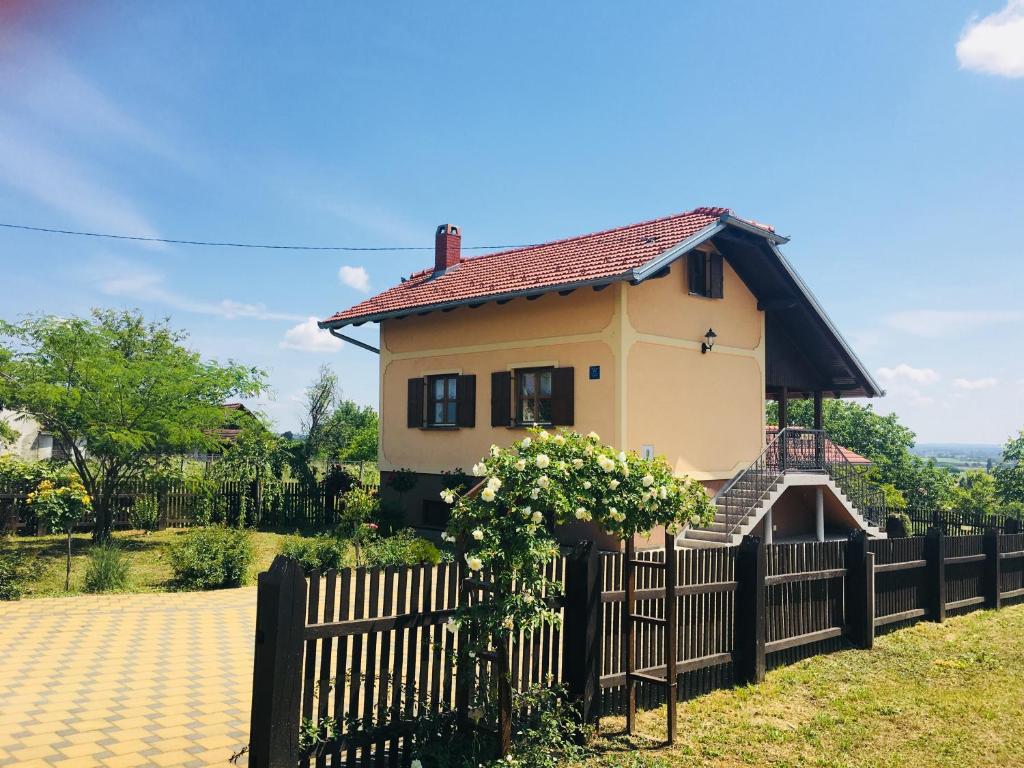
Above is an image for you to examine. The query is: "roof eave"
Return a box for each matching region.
[765,241,885,398]
[318,272,632,330]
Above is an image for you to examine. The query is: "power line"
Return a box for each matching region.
[0,221,531,252]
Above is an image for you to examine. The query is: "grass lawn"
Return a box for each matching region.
[586,604,1024,768]
[1,527,299,597]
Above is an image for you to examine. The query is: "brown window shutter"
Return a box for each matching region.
[490,371,511,427]
[407,378,424,428]
[688,250,704,296]
[550,367,575,425]
[709,252,724,298]
[456,374,476,428]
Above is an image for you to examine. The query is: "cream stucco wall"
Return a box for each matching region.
[621,257,766,480]
[376,251,765,481]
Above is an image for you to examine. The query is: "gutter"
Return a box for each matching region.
[328,328,380,355]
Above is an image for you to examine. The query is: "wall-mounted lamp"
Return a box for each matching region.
[701,328,717,354]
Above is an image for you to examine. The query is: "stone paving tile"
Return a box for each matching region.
[0,588,256,767]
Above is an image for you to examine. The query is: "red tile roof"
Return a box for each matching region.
[322,207,765,327]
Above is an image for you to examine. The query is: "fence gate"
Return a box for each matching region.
[623,529,679,744]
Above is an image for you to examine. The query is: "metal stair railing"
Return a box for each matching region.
[709,427,889,538]
[714,428,786,536]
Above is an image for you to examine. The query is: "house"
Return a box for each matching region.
[0,409,68,462]
[320,207,888,547]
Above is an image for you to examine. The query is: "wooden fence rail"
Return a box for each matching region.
[250,530,1024,767]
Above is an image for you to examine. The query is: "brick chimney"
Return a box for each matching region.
[434,224,461,274]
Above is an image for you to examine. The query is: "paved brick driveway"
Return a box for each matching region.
[0,588,255,767]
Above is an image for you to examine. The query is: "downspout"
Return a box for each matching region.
[328,328,380,355]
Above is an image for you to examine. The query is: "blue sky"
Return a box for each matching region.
[1,2,1022,444]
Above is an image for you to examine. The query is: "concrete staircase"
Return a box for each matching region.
[678,471,887,549]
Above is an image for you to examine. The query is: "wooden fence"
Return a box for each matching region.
[249,530,1024,767]
[0,478,379,533]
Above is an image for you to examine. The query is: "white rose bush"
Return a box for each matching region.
[440,427,714,654]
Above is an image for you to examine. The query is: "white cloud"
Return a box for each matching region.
[877,364,941,385]
[97,262,303,321]
[957,1,1024,78]
[953,377,999,390]
[883,309,1023,338]
[280,317,343,353]
[338,265,371,292]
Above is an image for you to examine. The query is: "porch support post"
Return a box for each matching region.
[778,387,788,472]
[813,390,824,468]
[763,507,773,545]
[815,487,825,542]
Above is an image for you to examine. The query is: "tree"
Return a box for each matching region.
[0,310,264,540]
[325,399,377,456]
[952,469,999,517]
[302,364,338,460]
[338,413,379,462]
[995,430,1024,505]
[26,477,91,590]
[766,398,956,515]
[211,412,287,524]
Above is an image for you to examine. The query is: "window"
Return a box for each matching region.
[687,250,723,299]
[516,368,553,425]
[408,374,476,429]
[428,374,458,426]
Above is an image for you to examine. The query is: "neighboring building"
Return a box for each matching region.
[320,207,888,547]
[0,410,65,461]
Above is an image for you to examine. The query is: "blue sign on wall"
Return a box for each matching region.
[589,365,601,380]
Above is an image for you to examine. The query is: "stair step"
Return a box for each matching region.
[681,528,732,543]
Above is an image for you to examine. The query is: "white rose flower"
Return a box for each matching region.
[575,507,591,521]
[521,436,532,448]
[490,444,501,457]
[531,510,543,524]
[536,475,551,489]
[503,616,514,630]
[481,487,496,502]
[584,444,595,455]
[445,617,459,633]
[487,476,502,491]
[535,453,550,469]
[530,488,541,500]
[618,451,627,462]
[572,457,584,469]
[440,489,456,504]
[538,429,550,440]
[553,434,566,445]
[523,593,535,604]
[642,474,655,487]
[659,486,668,499]
[621,464,630,477]
[609,479,620,490]
[608,506,618,517]
[472,463,486,477]
[466,555,484,572]
[515,458,527,471]
[582,480,592,489]
[587,431,600,441]
[472,528,484,541]
[597,455,616,472]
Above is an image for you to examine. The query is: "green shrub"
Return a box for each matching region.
[279,534,347,573]
[170,526,254,590]
[363,529,441,567]
[0,547,36,601]
[128,495,160,532]
[337,486,379,537]
[886,512,913,538]
[83,544,131,593]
